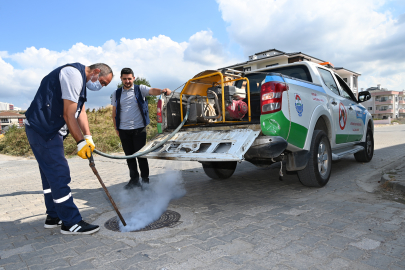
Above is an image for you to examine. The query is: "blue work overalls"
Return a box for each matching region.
[25,63,87,227]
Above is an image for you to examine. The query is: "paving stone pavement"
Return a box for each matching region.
[0,124,405,270]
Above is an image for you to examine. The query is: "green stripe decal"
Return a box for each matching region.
[347,134,363,142]
[336,134,348,144]
[260,111,308,148]
[157,123,162,134]
[335,134,362,144]
[288,122,308,148]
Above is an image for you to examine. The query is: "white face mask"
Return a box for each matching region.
[86,74,103,91]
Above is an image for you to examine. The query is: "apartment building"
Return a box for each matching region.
[361,85,405,119]
[0,111,26,133]
[0,102,14,111]
[0,102,21,111]
[220,49,361,96]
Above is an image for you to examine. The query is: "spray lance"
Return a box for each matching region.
[86,95,196,226]
[87,153,127,226]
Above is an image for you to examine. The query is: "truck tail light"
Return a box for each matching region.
[157,99,162,123]
[260,81,288,114]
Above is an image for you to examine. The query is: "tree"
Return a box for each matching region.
[116,77,157,104]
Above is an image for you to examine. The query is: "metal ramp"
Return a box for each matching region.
[140,129,261,162]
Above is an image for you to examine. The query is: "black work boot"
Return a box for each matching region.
[124,178,141,190]
[60,220,100,235]
[141,177,149,184]
[44,215,62,229]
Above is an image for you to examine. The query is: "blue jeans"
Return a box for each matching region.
[25,125,81,226]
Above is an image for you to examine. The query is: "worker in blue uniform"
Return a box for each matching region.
[25,63,113,235]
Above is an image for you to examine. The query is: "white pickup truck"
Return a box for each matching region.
[140,61,374,187]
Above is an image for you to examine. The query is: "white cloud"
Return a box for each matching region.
[217,0,405,91]
[2,1,404,110]
[184,30,226,65]
[0,31,236,109]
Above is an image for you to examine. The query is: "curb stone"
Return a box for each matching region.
[380,162,405,195]
[380,174,405,194]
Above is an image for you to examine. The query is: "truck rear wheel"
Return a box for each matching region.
[202,161,237,179]
[297,130,332,187]
[354,128,374,162]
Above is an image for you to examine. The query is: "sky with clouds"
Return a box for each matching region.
[0,0,404,109]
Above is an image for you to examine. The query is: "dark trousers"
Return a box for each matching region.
[118,127,149,180]
[25,125,82,227]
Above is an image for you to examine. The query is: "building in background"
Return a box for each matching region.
[220,49,361,96]
[361,84,405,119]
[0,111,26,133]
[0,102,20,111]
[0,102,22,111]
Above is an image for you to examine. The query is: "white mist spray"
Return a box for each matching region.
[117,170,186,232]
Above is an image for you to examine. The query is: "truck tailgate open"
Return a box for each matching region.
[139,129,260,161]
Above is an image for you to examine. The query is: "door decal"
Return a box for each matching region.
[339,102,347,130]
[295,93,303,117]
[356,106,367,124]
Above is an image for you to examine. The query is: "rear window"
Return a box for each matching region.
[234,64,313,94]
[266,65,312,82]
[234,73,266,94]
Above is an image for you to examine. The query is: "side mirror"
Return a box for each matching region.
[358,91,371,103]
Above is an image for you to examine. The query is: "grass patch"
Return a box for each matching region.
[0,105,158,157]
[395,118,405,124]
[0,125,32,156]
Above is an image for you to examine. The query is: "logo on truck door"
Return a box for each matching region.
[339,102,347,130]
[295,93,303,117]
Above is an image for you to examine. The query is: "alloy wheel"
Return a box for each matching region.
[317,139,329,177]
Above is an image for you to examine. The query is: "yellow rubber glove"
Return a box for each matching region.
[84,135,95,152]
[77,140,92,159]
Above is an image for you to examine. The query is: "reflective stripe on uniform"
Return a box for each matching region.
[53,192,71,203]
[43,189,51,194]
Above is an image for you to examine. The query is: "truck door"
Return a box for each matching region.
[317,68,349,144]
[334,74,365,142]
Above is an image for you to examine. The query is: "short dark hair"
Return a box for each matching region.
[121,68,134,77]
[89,63,113,77]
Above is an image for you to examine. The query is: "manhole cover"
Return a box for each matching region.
[104,210,182,232]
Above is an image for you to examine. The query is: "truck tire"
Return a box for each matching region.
[354,128,374,162]
[202,161,237,179]
[297,130,332,187]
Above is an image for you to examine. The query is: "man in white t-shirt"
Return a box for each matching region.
[111,68,171,189]
[25,63,113,235]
